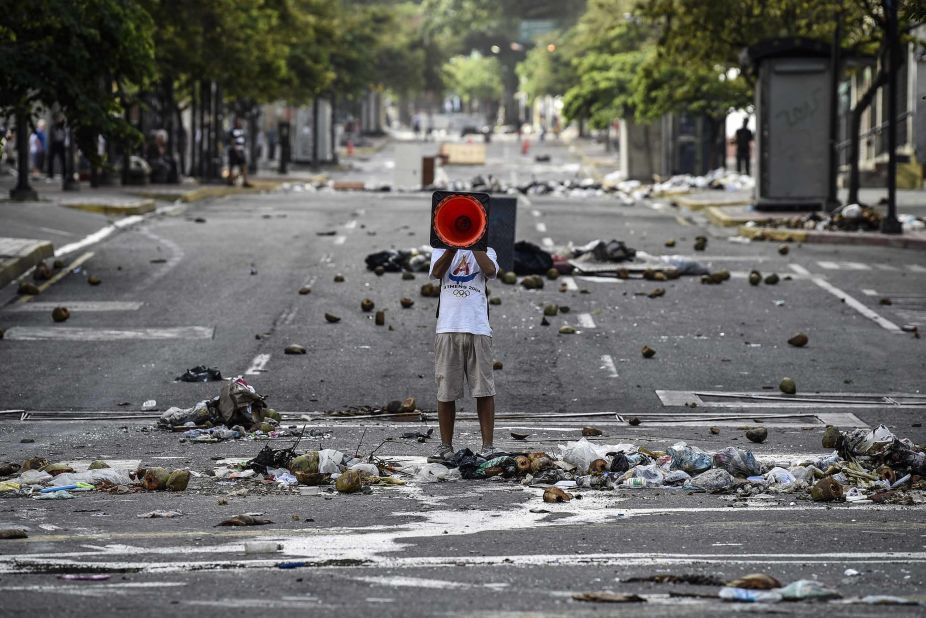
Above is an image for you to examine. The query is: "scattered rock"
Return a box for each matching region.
[33,261,52,281]
[401,271,415,280]
[400,297,414,308]
[52,259,65,269]
[709,426,720,435]
[488,297,501,305]
[400,397,417,413]
[641,345,655,358]
[764,273,780,285]
[143,467,170,491]
[51,306,70,322]
[728,573,782,590]
[778,244,790,256]
[748,270,762,286]
[166,469,190,491]
[779,377,796,395]
[879,297,892,306]
[693,236,707,251]
[546,268,560,280]
[89,460,110,470]
[21,457,48,471]
[336,470,363,493]
[745,427,768,444]
[647,288,665,298]
[194,217,206,223]
[0,528,28,540]
[87,275,102,286]
[375,310,385,326]
[501,271,517,285]
[493,360,503,370]
[521,275,544,290]
[333,274,345,283]
[298,287,312,295]
[628,417,641,426]
[588,458,608,474]
[822,425,840,449]
[543,304,558,316]
[810,477,843,502]
[559,324,576,334]
[420,283,440,297]
[581,427,603,437]
[284,344,307,355]
[559,306,570,313]
[665,239,676,247]
[17,281,40,296]
[42,463,75,475]
[18,437,31,443]
[510,432,528,440]
[573,592,646,604]
[360,298,375,312]
[324,313,341,323]
[374,266,385,276]
[543,486,572,503]
[787,332,808,347]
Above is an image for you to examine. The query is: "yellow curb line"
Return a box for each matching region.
[738,226,809,242]
[673,195,752,211]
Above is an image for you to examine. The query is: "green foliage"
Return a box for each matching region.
[516,31,576,102]
[443,52,504,105]
[0,0,156,156]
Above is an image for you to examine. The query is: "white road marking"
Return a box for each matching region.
[37,226,74,237]
[245,354,271,375]
[344,219,358,229]
[55,215,144,257]
[541,237,554,248]
[908,264,926,273]
[3,326,214,341]
[599,354,618,378]
[9,301,143,312]
[576,313,596,328]
[816,261,839,270]
[843,261,870,270]
[535,222,547,232]
[333,235,347,245]
[281,307,298,325]
[790,264,901,332]
[135,228,184,292]
[874,263,899,271]
[560,277,578,290]
[861,288,878,296]
[658,389,918,413]
[575,276,621,284]
[530,209,541,217]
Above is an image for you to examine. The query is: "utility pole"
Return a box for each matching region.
[881,0,902,234]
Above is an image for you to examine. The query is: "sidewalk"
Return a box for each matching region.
[0,172,284,291]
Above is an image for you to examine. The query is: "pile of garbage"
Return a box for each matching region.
[408,425,925,505]
[0,459,190,500]
[157,376,298,442]
[746,203,926,234]
[364,247,432,273]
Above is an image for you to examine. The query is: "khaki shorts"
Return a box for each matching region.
[434,333,496,402]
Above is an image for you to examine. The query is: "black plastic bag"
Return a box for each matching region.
[513,241,553,275]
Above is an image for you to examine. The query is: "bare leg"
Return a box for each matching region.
[437,400,456,446]
[475,395,495,447]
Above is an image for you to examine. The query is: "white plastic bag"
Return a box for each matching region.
[558,438,599,473]
[348,463,380,478]
[318,449,344,474]
[414,463,457,482]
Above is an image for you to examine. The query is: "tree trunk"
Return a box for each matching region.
[10,108,37,201]
[848,63,888,205]
[248,104,259,175]
[330,93,338,165]
[312,98,319,168]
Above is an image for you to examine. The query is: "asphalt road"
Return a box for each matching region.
[1,139,925,616]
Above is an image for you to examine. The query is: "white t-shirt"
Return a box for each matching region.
[429,248,499,336]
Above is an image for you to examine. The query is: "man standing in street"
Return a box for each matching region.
[29,119,46,178]
[226,117,252,187]
[735,117,753,176]
[427,246,500,462]
[47,116,67,179]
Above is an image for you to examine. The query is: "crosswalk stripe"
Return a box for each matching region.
[535,222,547,232]
[843,261,870,270]
[541,237,554,248]
[874,263,899,271]
[3,326,214,341]
[576,313,596,328]
[908,264,926,273]
[861,288,878,296]
[560,277,578,291]
[817,261,839,270]
[8,301,143,312]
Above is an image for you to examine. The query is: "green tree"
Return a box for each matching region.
[516,30,577,103]
[443,52,504,114]
[0,0,155,198]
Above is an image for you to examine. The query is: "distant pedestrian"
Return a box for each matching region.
[226,117,252,187]
[30,119,46,177]
[735,118,753,176]
[47,116,67,179]
[426,246,501,463]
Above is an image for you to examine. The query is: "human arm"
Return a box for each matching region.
[429,248,456,280]
[472,250,497,279]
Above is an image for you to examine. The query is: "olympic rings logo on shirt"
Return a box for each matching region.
[451,289,471,297]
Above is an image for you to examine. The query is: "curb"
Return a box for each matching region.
[706,206,753,228]
[738,225,926,250]
[0,238,54,289]
[673,195,752,211]
[129,180,283,204]
[61,199,156,217]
